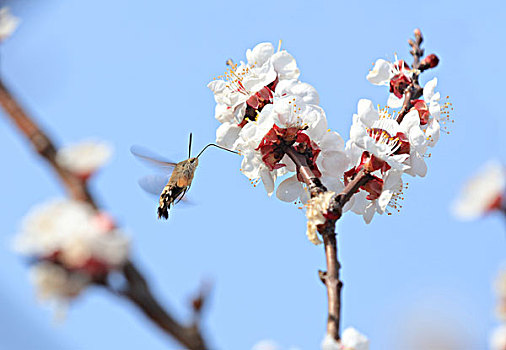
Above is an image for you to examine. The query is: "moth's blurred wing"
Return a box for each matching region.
[130,145,177,170]
[138,174,170,196]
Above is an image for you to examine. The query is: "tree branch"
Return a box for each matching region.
[396,29,439,123]
[0,78,210,350]
[285,146,373,341]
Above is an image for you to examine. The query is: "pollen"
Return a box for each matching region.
[439,97,454,135]
[386,181,407,215]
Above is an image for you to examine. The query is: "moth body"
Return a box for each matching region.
[158,157,199,219]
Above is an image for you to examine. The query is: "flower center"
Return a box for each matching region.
[366,127,410,156]
[255,124,322,179]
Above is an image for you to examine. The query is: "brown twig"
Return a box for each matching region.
[396,29,439,123]
[0,78,210,350]
[285,146,372,340]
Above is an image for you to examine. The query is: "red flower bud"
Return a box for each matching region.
[419,54,439,71]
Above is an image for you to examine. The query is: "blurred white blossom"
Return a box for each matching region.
[321,328,370,350]
[340,327,370,350]
[252,340,280,350]
[30,262,89,302]
[321,334,340,350]
[56,140,112,180]
[453,161,505,220]
[491,324,506,350]
[0,7,19,42]
[495,270,506,322]
[14,199,129,273]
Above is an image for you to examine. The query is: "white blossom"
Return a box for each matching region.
[209,42,300,149]
[14,199,129,270]
[344,99,427,223]
[452,161,505,220]
[349,99,425,174]
[367,58,415,108]
[0,7,19,42]
[56,140,112,179]
[235,94,347,201]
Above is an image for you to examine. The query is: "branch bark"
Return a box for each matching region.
[285,147,372,340]
[0,78,209,350]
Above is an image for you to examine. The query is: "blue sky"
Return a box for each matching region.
[0,0,505,349]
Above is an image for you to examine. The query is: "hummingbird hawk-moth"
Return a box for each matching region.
[131,133,237,220]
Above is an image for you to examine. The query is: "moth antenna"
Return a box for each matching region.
[188,133,193,158]
[196,143,239,159]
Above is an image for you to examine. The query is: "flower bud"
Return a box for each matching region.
[419,54,439,71]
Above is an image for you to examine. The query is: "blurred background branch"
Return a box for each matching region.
[0,78,210,350]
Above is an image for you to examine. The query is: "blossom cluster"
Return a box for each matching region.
[208,42,346,208]
[208,42,445,236]
[13,141,126,311]
[14,199,129,310]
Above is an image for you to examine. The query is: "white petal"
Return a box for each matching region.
[271,50,300,80]
[423,77,438,101]
[363,203,376,224]
[233,102,247,124]
[216,123,241,149]
[426,118,440,147]
[303,105,328,141]
[207,79,226,94]
[275,80,319,105]
[350,191,368,215]
[214,103,234,123]
[320,131,345,151]
[276,175,303,202]
[387,93,404,108]
[321,176,344,193]
[246,42,274,66]
[319,151,348,177]
[429,100,441,119]
[259,167,275,196]
[357,99,379,126]
[299,188,310,205]
[366,59,393,86]
[400,110,421,132]
[410,152,427,177]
